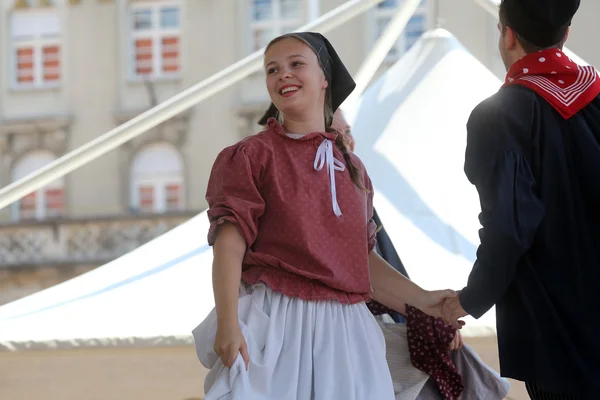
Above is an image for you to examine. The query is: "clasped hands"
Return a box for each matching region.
[417,289,467,351]
[420,288,468,329]
[442,294,468,351]
[441,292,468,329]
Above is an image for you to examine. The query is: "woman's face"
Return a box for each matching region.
[264,37,328,120]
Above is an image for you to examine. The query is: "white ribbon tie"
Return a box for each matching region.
[313,139,345,217]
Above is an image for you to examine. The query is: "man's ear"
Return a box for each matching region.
[504,25,518,51]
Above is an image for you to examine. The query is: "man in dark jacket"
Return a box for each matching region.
[442,1,600,398]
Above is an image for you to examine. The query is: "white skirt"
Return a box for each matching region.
[192,283,395,400]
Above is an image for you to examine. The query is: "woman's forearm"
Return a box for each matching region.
[369,250,426,312]
[371,288,408,315]
[212,223,247,326]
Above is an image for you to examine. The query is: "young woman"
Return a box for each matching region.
[193,32,461,400]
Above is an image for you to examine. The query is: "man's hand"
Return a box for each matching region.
[417,289,465,329]
[442,296,468,327]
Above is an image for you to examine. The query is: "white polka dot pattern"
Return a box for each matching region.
[406,305,463,399]
[503,48,600,119]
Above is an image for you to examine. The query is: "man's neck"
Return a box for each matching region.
[506,48,533,72]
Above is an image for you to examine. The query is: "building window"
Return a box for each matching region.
[373,0,429,59]
[10,8,61,88]
[130,143,184,213]
[249,0,320,52]
[11,150,65,221]
[129,1,181,79]
[13,0,57,9]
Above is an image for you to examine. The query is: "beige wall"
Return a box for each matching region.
[67,0,122,217]
[565,0,600,68]
[0,0,598,220]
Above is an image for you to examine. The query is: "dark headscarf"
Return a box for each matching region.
[258,32,356,126]
[501,0,580,48]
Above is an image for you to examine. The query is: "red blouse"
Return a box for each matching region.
[206,118,377,304]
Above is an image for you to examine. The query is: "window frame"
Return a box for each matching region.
[129,142,185,214]
[12,187,65,221]
[11,151,65,221]
[248,0,320,53]
[9,8,62,90]
[131,177,184,214]
[372,0,430,61]
[128,0,182,81]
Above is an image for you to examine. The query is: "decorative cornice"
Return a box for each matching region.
[0,114,73,135]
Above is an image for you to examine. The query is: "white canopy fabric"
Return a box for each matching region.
[0,213,212,351]
[344,28,502,334]
[0,29,502,352]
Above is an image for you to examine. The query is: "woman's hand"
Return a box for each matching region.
[214,320,249,370]
[448,329,464,351]
[417,289,465,329]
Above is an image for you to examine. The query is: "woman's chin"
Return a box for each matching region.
[273,99,305,117]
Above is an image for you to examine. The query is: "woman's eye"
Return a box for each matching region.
[267,67,277,74]
[292,61,303,67]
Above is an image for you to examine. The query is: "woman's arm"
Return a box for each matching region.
[212,223,246,325]
[369,250,462,327]
[369,251,423,315]
[212,223,250,368]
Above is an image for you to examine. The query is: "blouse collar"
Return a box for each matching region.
[267,118,338,142]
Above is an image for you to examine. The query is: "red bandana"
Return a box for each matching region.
[503,48,600,119]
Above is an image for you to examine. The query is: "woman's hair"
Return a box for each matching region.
[265,33,368,192]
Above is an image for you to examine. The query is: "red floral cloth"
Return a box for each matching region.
[503,48,600,119]
[366,299,395,315]
[406,305,463,400]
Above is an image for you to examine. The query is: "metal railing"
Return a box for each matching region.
[342,0,423,108]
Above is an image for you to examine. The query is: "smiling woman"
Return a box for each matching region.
[264,37,328,128]
[262,33,369,192]
[191,31,458,400]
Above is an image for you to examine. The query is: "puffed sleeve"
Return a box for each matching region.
[459,93,545,319]
[205,143,266,247]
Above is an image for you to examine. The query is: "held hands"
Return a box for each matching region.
[441,295,468,329]
[417,289,466,329]
[214,321,250,371]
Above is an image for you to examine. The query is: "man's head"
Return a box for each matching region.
[497,0,580,71]
[331,109,355,152]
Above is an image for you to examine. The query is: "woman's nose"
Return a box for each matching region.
[278,69,292,80]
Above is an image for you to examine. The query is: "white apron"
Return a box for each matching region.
[193,283,395,400]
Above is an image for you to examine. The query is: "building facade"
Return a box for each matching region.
[0,0,598,304]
